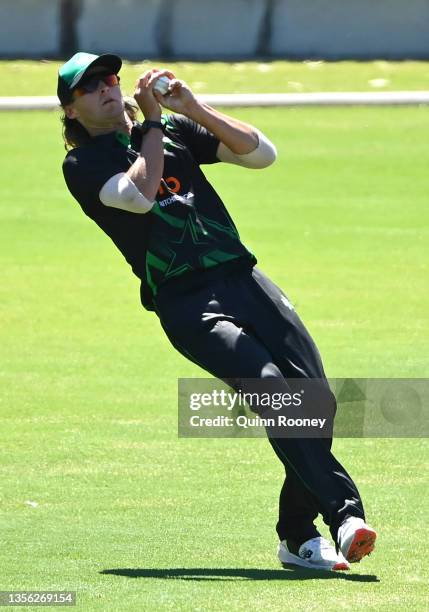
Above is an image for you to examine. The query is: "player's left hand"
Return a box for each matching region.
[154,79,199,116]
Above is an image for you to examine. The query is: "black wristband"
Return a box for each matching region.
[141,119,164,135]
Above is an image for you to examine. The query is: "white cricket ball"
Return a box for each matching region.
[153,75,171,95]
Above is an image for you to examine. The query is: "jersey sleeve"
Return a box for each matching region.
[62,146,130,211]
[164,113,220,165]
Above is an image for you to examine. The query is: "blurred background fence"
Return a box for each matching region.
[0,0,428,60]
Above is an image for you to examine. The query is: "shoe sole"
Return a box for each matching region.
[345,527,377,563]
[278,547,350,572]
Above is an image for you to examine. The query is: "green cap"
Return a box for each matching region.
[57,52,122,105]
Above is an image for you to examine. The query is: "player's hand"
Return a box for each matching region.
[153,79,199,117]
[133,68,175,120]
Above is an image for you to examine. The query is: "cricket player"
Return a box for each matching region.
[58,52,377,571]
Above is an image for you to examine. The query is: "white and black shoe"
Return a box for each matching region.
[337,517,377,563]
[278,536,350,571]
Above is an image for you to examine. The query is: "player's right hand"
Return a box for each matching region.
[133,68,175,120]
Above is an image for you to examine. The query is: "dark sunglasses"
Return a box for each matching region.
[73,74,120,98]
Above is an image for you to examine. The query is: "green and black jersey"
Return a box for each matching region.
[62,114,257,310]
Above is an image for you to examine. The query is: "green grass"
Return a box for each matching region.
[2,59,429,96]
[0,62,428,610]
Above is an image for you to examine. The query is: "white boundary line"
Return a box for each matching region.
[1,91,429,110]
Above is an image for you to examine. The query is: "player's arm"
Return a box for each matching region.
[100,69,174,215]
[125,69,172,201]
[99,123,162,214]
[189,103,277,169]
[155,79,277,169]
[99,125,161,213]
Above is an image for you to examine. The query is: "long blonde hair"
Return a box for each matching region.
[60,96,140,150]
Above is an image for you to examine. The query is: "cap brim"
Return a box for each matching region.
[70,54,122,89]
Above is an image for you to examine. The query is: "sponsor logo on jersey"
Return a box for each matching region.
[159,191,194,208]
[159,176,182,195]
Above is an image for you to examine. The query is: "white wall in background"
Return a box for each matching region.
[170,0,265,57]
[79,0,159,57]
[0,0,58,56]
[0,0,428,59]
[272,0,429,59]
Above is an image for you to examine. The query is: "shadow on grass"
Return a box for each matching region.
[100,566,379,582]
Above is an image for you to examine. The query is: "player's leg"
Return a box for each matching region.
[234,267,333,546]
[235,266,375,559]
[154,270,367,548]
[276,466,320,545]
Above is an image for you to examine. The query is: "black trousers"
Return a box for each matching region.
[153,262,365,544]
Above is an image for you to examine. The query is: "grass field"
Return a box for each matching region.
[2,59,429,96]
[0,61,428,610]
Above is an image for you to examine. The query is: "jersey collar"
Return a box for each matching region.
[85,120,155,150]
[86,130,131,149]
[115,131,131,147]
